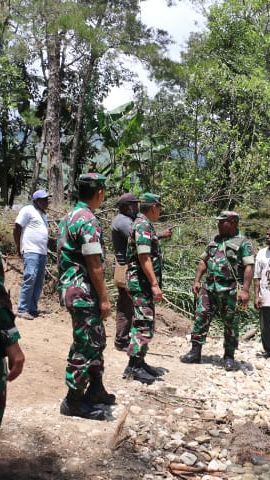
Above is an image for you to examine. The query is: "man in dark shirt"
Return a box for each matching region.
[111,193,139,351]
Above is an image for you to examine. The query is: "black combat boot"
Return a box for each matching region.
[180,342,202,363]
[60,388,105,420]
[123,356,156,384]
[224,352,235,371]
[141,359,167,377]
[84,375,116,405]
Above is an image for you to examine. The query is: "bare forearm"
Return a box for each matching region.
[13,224,22,254]
[85,255,108,300]
[139,254,158,287]
[242,264,254,292]
[254,278,260,297]
[194,260,207,282]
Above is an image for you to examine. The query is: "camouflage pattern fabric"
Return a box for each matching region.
[0,253,20,425]
[58,200,104,309]
[191,288,238,355]
[191,232,254,355]
[0,357,7,424]
[66,306,106,390]
[201,232,254,293]
[57,201,106,389]
[127,213,162,290]
[126,213,161,358]
[127,290,155,358]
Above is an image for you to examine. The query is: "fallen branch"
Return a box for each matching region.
[163,294,193,318]
[45,267,57,281]
[107,405,130,450]
[169,463,206,473]
[148,351,174,358]
[242,328,257,341]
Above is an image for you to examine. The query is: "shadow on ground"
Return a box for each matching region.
[0,427,151,480]
[200,354,254,372]
[0,453,71,480]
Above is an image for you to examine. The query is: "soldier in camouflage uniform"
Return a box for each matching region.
[0,253,25,425]
[123,192,165,384]
[58,173,115,420]
[181,211,254,371]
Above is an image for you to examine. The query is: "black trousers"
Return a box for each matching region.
[115,288,134,349]
[260,307,270,354]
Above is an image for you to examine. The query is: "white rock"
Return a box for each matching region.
[208,459,227,472]
[130,405,142,415]
[187,441,198,448]
[155,457,165,465]
[202,476,220,480]
[219,448,228,459]
[179,452,197,466]
[173,407,183,415]
[195,434,211,444]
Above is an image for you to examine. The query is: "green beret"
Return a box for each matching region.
[140,192,162,205]
[79,173,106,188]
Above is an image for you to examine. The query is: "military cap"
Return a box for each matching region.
[79,172,106,187]
[117,193,139,206]
[140,192,162,206]
[216,210,239,221]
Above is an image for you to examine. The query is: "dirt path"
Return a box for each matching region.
[1,265,270,480]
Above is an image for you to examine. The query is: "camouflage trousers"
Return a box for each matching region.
[127,289,155,358]
[191,288,238,356]
[66,305,106,391]
[0,357,7,425]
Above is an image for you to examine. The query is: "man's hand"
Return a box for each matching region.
[6,343,25,382]
[254,296,262,310]
[99,298,111,320]
[192,281,201,296]
[160,228,172,240]
[237,289,249,306]
[152,284,163,302]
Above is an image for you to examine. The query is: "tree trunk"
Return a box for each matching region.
[68,56,97,198]
[68,1,108,196]
[46,32,64,205]
[0,112,9,205]
[31,121,47,195]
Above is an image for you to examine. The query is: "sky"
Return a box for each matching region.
[103,0,205,111]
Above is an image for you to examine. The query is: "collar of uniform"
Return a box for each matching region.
[137,212,147,220]
[76,200,90,210]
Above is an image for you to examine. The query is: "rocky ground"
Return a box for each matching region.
[1,261,270,480]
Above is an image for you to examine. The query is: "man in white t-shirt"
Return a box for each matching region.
[13,190,50,320]
[254,228,270,356]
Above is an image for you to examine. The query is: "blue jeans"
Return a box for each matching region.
[18,253,47,315]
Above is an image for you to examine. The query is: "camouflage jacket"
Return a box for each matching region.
[0,253,20,358]
[57,201,104,309]
[127,213,162,292]
[201,232,254,292]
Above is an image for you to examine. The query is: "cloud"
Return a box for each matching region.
[103,0,205,110]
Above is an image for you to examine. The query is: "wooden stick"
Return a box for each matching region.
[107,405,130,450]
[45,266,57,281]
[242,328,257,340]
[147,351,174,358]
[169,463,206,473]
[162,295,193,317]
